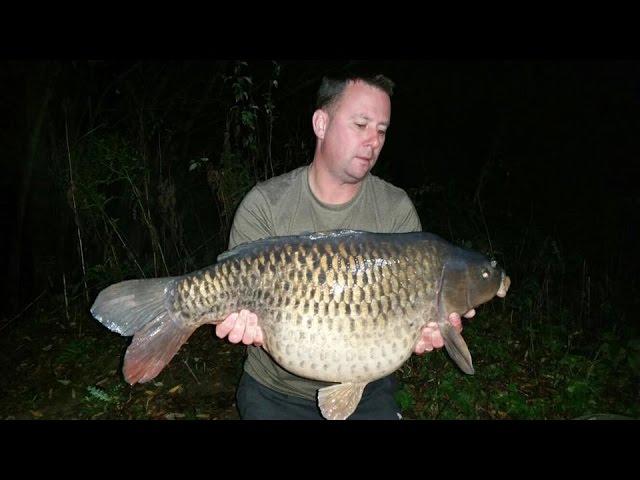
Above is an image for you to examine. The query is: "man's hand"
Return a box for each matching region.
[413,309,476,354]
[216,309,264,346]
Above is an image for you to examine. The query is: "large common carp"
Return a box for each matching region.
[91,229,510,420]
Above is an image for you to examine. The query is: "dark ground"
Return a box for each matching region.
[0,298,244,420]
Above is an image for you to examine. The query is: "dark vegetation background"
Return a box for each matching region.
[1,60,638,420]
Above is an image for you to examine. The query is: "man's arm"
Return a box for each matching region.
[393,194,422,233]
[215,187,272,346]
[227,187,275,250]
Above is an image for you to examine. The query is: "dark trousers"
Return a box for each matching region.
[236,371,402,420]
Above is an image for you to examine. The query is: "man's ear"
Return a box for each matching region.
[312,109,328,140]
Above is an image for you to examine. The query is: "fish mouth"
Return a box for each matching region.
[496,272,511,298]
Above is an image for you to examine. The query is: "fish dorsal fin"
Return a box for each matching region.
[317,382,367,420]
[216,229,368,263]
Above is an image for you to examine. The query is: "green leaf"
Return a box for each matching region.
[395,387,415,411]
[86,386,112,403]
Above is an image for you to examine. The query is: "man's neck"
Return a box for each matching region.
[308,160,364,205]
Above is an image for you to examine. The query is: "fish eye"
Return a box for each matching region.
[482,269,490,279]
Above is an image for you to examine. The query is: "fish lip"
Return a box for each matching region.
[496,272,511,298]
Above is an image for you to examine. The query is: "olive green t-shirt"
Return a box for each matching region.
[228,165,422,400]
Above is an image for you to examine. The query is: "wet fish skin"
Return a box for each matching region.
[91,229,510,419]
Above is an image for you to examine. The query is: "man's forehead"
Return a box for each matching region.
[339,82,391,119]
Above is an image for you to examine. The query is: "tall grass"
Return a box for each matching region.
[41,61,300,299]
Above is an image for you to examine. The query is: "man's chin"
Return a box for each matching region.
[349,159,375,180]
[344,171,369,184]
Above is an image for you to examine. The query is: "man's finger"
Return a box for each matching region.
[242,311,258,345]
[215,312,237,338]
[431,330,444,349]
[463,309,476,319]
[228,311,248,343]
[448,312,462,329]
[253,321,264,346]
[448,313,463,333]
[414,338,426,354]
[417,325,435,353]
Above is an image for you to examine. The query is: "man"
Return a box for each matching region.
[215,72,475,419]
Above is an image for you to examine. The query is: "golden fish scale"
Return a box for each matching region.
[172,238,441,384]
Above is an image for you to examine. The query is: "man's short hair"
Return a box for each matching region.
[316,72,395,112]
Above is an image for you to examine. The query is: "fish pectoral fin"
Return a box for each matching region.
[439,321,475,375]
[317,382,367,420]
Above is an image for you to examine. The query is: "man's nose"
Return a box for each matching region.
[365,128,381,149]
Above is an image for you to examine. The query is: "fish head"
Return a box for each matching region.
[441,249,510,315]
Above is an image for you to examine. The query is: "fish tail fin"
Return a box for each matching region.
[90,277,196,384]
[91,278,176,336]
[440,321,475,375]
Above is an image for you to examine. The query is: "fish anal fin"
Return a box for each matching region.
[317,382,367,420]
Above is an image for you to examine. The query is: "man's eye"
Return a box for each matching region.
[356,123,366,129]
[378,130,386,136]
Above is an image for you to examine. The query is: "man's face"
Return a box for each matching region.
[316,80,391,183]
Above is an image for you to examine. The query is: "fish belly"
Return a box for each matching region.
[261,308,423,383]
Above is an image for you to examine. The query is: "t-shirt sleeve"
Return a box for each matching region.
[393,194,422,233]
[228,186,275,249]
